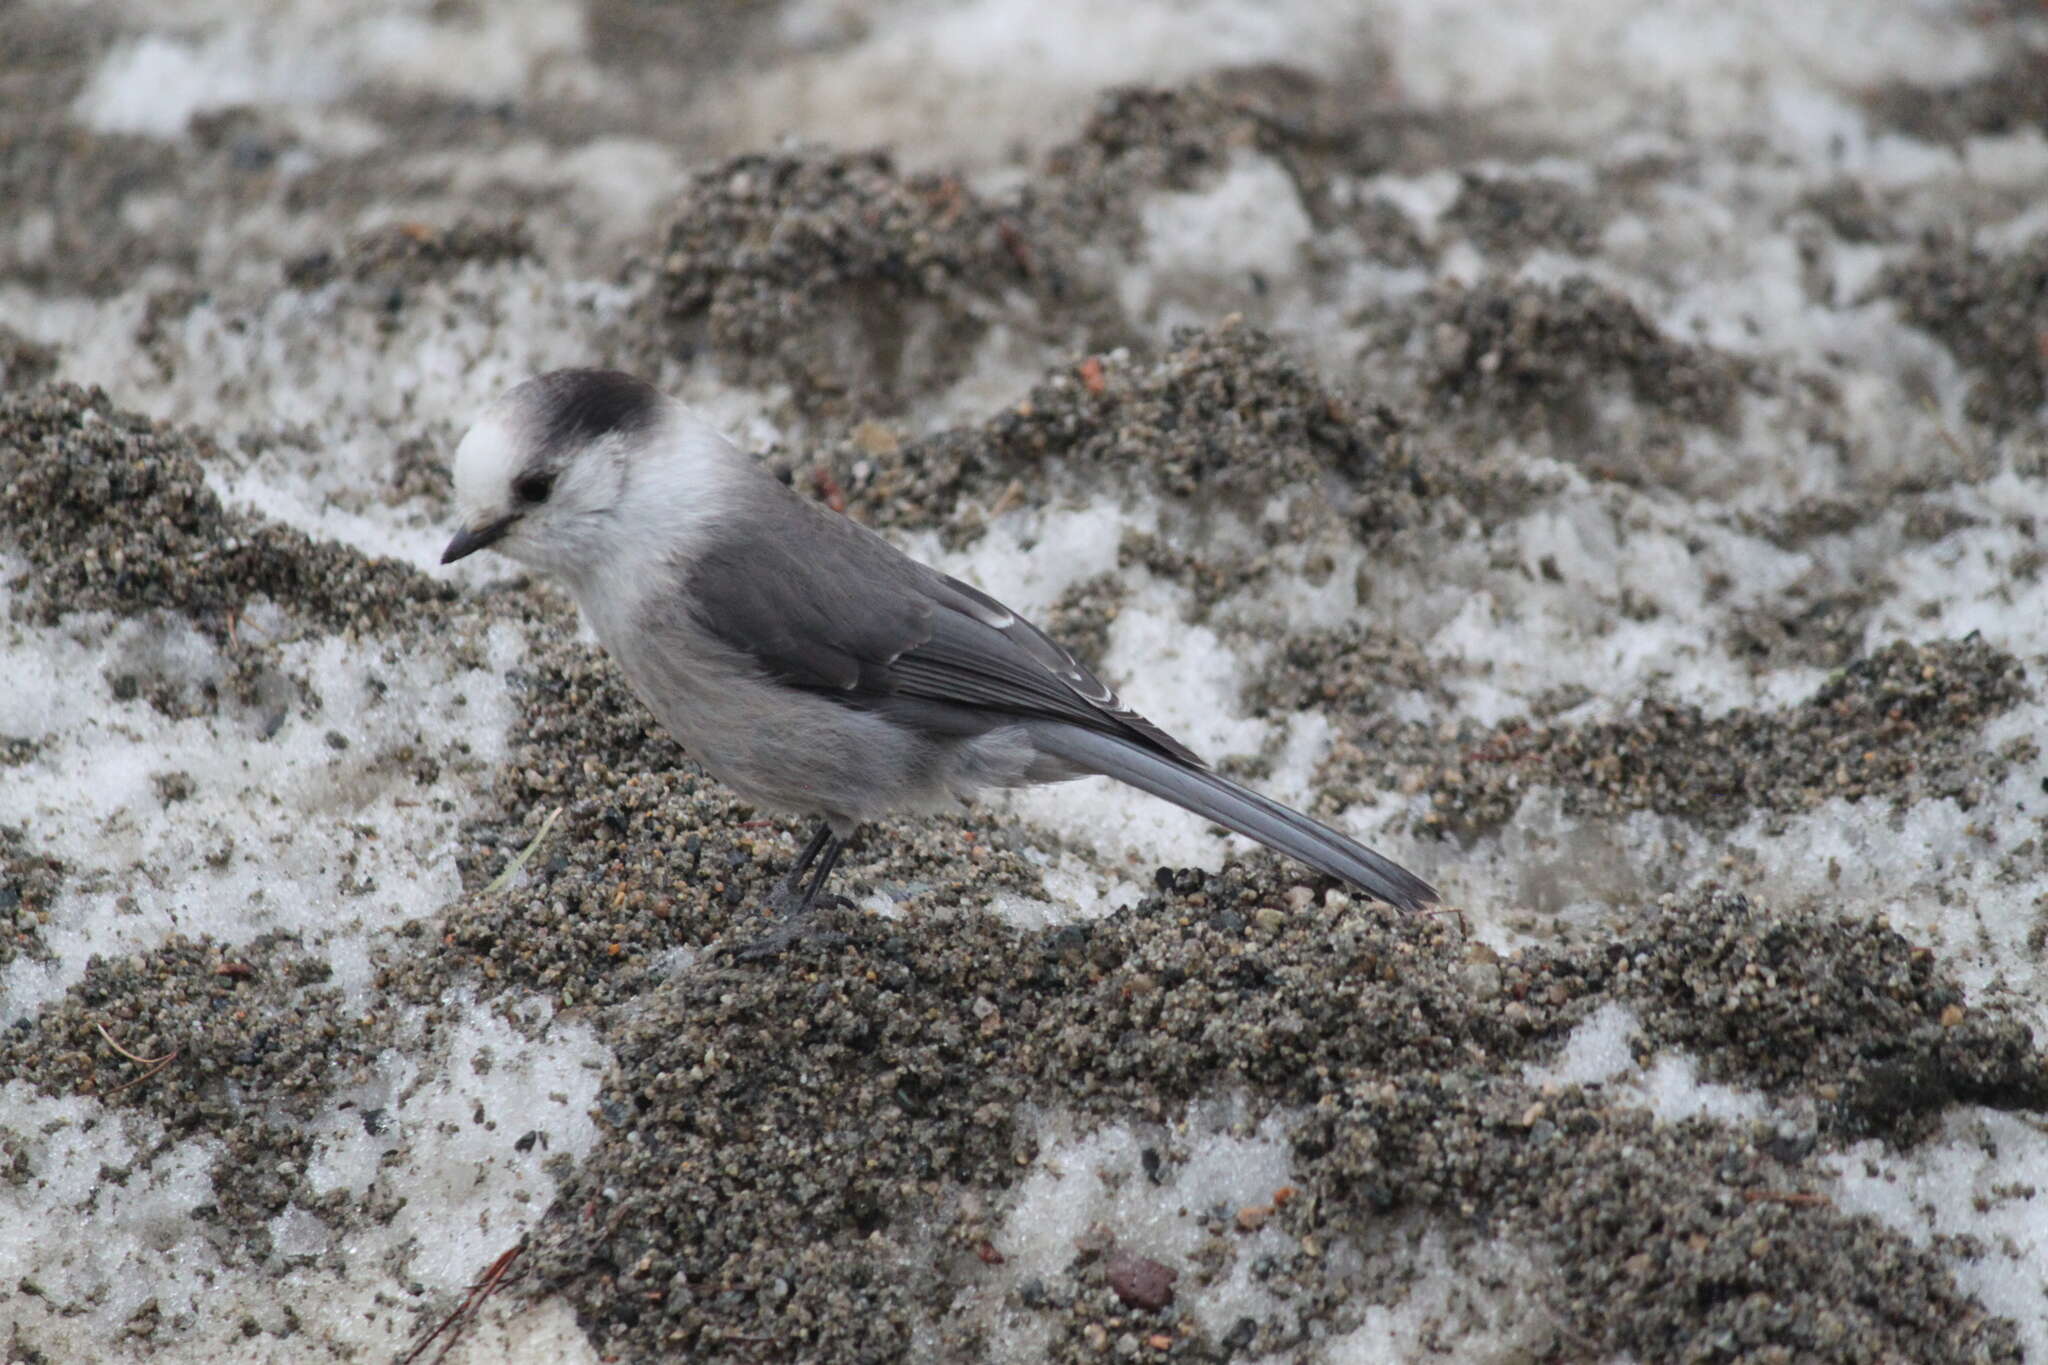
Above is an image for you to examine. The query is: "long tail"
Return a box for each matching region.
[1025,724,1439,911]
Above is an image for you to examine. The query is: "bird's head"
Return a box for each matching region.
[442,368,682,583]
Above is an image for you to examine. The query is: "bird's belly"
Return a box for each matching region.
[605,636,940,827]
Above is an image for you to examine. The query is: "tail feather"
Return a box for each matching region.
[1026,724,1439,912]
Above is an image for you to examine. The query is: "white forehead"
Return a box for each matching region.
[450,402,528,515]
[446,376,748,542]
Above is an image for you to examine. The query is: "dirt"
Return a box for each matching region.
[638,148,1069,421]
[0,384,454,640]
[810,319,1514,553]
[1319,637,2032,843]
[1391,274,1751,460]
[520,881,2040,1362]
[1878,230,2048,429]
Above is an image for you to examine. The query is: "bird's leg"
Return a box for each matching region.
[793,834,846,914]
[741,822,853,958]
[763,821,837,916]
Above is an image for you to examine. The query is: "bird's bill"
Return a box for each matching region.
[440,514,515,564]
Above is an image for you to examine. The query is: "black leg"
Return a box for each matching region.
[779,822,836,895]
[792,833,844,914]
[738,822,855,960]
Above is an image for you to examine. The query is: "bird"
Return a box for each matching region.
[440,368,1438,944]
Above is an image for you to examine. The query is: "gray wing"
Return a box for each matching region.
[681,482,1202,765]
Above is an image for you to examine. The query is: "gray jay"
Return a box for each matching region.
[441,369,1438,934]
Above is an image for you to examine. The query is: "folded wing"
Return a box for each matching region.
[682,483,1199,764]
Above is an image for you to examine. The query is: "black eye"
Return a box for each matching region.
[512,470,556,504]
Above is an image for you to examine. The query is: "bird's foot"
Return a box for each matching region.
[730,887,855,961]
[759,875,846,920]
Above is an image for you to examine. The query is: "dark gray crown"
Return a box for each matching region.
[524,368,662,461]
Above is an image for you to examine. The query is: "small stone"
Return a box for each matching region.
[851,419,900,456]
[1235,1204,1270,1232]
[1461,962,1502,998]
[1106,1252,1177,1311]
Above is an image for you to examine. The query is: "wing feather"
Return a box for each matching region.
[681,484,1200,765]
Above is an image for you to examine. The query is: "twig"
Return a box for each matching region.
[1742,1189,1830,1207]
[96,1022,174,1065]
[400,1240,527,1365]
[95,1023,181,1098]
[92,1023,180,1096]
[482,806,564,897]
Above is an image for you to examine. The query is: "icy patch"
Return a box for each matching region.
[1101,579,1266,760]
[1006,775,1240,889]
[1121,150,1315,334]
[0,994,606,1363]
[967,1103,1556,1361]
[0,606,526,1017]
[1365,170,1467,234]
[917,499,1284,879]
[999,572,1284,879]
[1461,698,2048,1009]
[1725,701,2048,1012]
[1,268,643,573]
[71,29,346,137]
[438,1297,602,1365]
[858,888,909,921]
[914,498,1138,623]
[1830,1110,2048,1360]
[1369,0,2001,142]
[983,890,1071,933]
[974,1101,1301,1356]
[1878,475,2048,655]
[1456,789,1664,923]
[1359,480,1823,728]
[73,2,589,137]
[727,0,1370,170]
[52,268,628,545]
[1527,1001,1642,1086]
[918,499,1433,889]
[1320,1230,1556,1362]
[303,996,607,1297]
[0,1087,223,1355]
[989,850,1144,931]
[1636,1052,1771,1126]
[406,138,692,254]
[1525,1002,1771,1125]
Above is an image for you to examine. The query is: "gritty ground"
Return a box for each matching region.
[4,2,2048,1364]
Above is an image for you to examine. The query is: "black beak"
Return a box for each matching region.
[441,515,515,564]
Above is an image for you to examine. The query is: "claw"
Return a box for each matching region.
[724,822,855,960]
